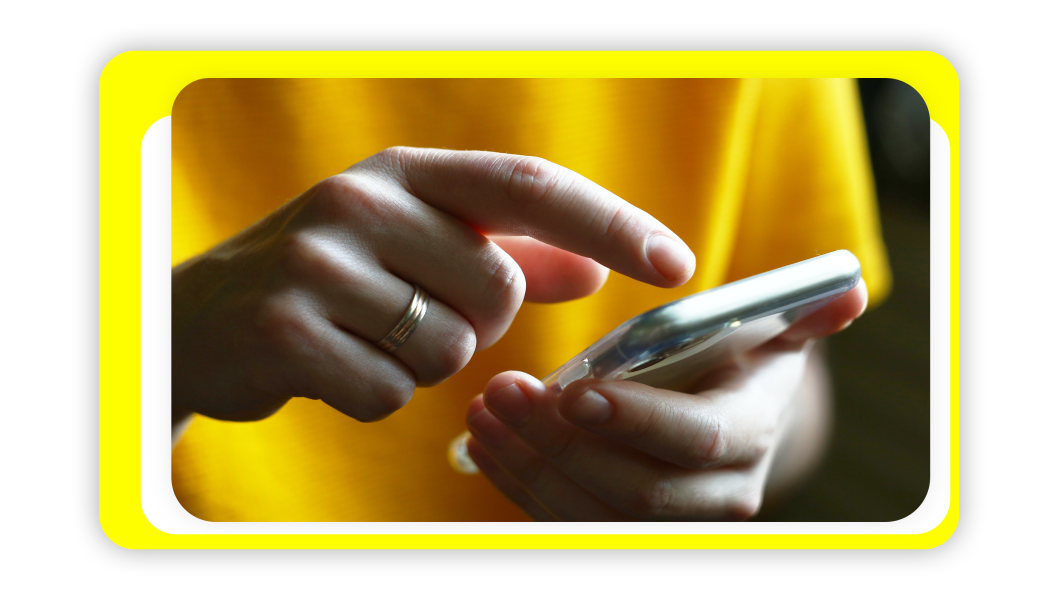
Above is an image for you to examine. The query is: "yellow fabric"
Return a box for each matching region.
[171,78,891,521]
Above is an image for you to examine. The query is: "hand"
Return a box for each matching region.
[172,147,696,425]
[464,281,868,521]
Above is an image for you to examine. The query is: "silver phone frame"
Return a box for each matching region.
[541,250,862,393]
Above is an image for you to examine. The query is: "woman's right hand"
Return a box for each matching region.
[172,147,696,426]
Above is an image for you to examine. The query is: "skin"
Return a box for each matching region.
[173,145,865,521]
[464,281,868,521]
[172,147,695,431]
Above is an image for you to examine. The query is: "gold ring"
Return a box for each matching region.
[377,285,429,353]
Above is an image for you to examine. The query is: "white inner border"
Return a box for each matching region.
[141,116,952,535]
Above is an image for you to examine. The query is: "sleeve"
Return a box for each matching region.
[726,78,892,306]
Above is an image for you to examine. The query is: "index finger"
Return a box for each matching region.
[354,147,696,287]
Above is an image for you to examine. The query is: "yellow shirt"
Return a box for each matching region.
[171,78,890,521]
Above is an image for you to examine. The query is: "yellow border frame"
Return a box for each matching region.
[99,51,959,549]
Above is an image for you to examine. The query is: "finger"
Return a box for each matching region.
[480,372,761,520]
[490,236,610,303]
[555,353,803,470]
[466,395,557,521]
[266,293,417,422]
[355,147,696,287]
[466,395,628,521]
[463,430,557,520]
[777,279,868,343]
[308,177,528,349]
[287,232,477,386]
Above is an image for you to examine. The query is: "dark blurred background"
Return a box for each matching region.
[762,79,931,521]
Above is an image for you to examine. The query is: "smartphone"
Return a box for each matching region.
[448,249,862,473]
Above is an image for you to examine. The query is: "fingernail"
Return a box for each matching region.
[563,389,612,425]
[485,383,531,426]
[646,235,695,282]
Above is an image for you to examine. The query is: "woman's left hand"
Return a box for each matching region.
[464,281,867,521]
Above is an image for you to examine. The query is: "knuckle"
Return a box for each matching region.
[360,374,416,422]
[684,412,727,469]
[311,174,359,203]
[626,476,677,517]
[281,232,344,282]
[369,146,419,181]
[377,145,413,166]
[602,204,636,244]
[432,319,477,380]
[309,174,386,221]
[505,155,567,206]
[379,373,417,413]
[626,400,665,443]
[480,249,526,320]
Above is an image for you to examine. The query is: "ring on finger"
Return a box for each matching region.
[377,284,430,353]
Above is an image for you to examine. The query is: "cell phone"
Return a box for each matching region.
[448,249,862,473]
